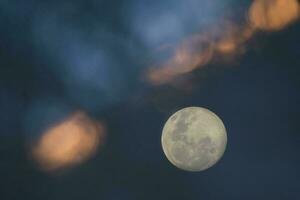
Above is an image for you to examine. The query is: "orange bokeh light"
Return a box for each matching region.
[31,112,105,172]
[249,0,299,31]
[147,34,214,85]
[146,24,254,85]
[145,0,300,85]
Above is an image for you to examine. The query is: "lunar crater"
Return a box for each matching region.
[162,107,227,171]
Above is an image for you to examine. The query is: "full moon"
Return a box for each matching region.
[161,107,227,172]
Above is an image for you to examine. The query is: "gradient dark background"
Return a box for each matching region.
[1,0,300,199]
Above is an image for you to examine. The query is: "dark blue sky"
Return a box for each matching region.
[1,0,300,199]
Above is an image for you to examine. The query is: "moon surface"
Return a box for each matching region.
[161,107,227,172]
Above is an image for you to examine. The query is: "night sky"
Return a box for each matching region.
[1,0,300,199]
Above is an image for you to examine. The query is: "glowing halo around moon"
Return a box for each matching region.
[161,107,227,172]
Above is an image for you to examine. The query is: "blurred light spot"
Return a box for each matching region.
[31,112,105,172]
[249,0,299,31]
[129,0,231,48]
[215,24,255,55]
[146,23,254,85]
[147,34,214,85]
[145,0,300,85]
[32,12,130,112]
